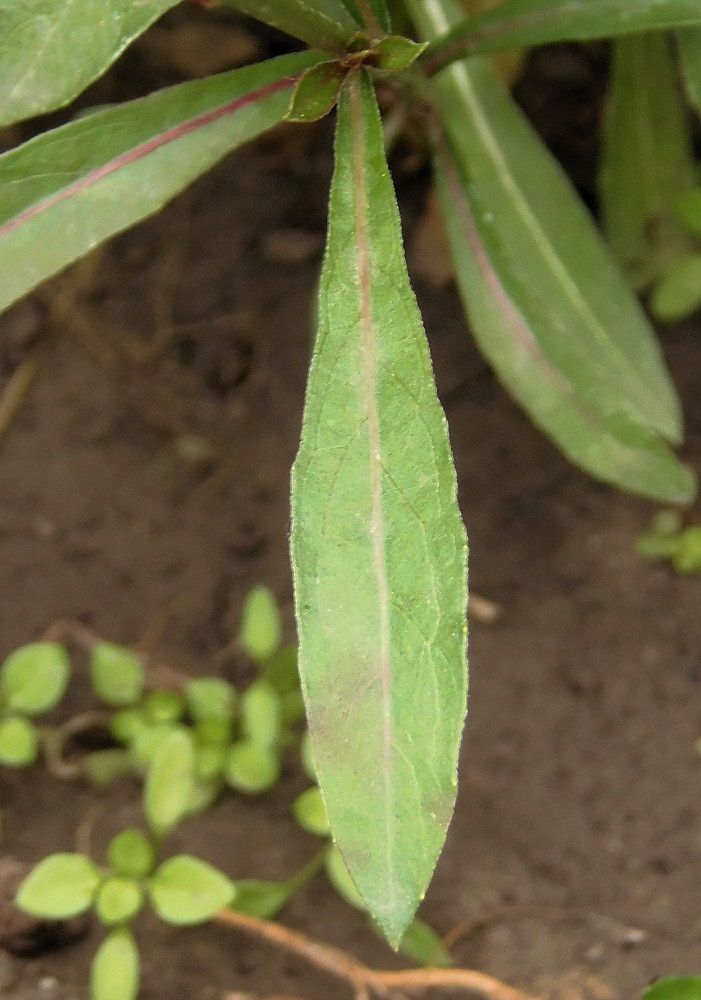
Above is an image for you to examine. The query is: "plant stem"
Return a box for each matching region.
[213,909,537,1000]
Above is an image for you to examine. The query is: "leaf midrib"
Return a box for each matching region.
[348,70,396,911]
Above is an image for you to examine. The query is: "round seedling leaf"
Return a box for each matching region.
[144,728,196,838]
[90,643,145,707]
[325,847,364,910]
[107,830,155,880]
[195,717,232,748]
[16,853,101,918]
[91,928,140,1000]
[395,917,452,968]
[187,677,237,723]
[240,680,282,748]
[110,708,149,745]
[1,643,70,716]
[642,978,701,1000]
[129,721,180,771]
[196,743,227,782]
[232,879,294,920]
[144,689,185,725]
[225,740,280,795]
[293,787,330,837]
[96,877,144,926]
[239,586,281,661]
[281,689,306,726]
[149,855,234,925]
[264,645,300,694]
[0,715,39,767]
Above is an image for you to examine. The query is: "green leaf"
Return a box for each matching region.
[287,61,346,124]
[239,586,282,661]
[186,677,237,723]
[651,253,701,321]
[600,32,695,289]
[264,645,300,694]
[0,52,323,316]
[110,707,149,744]
[424,0,701,74]
[95,877,144,926]
[291,69,467,947]
[0,0,181,129]
[107,830,156,880]
[231,879,297,919]
[324,846,364,909]
[90,643,145,707]
[395,916,452,967]
[130,722,179,770]
[240,680,282,747]
[16,853,101,918]
[224,740,280,794]
[409,0,696,503]
[144,690,185,724]
[415,0,684,445]
[679,29,701,113]
[372,36,427,72]
[0,715,39,767]
[224,0,359,50]
[642,978,701,1000]
[293,787,331,837]
[149,855,234,925]
[144,728,196,839]
[90,929,140,1000]
[0,643,70,716]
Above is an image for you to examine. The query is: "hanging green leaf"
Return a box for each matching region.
[0,0,182,129]
[0,643,70,716]
[0,51,323,317]
[678,29,701,112]
[225,740,280,794]
[90,643,145,707]
[223,0,359,50]
[407,0,695,503]
[641,978,701,1000]
[424,0,701,74]
[291,68,467,947]
[91,929,140,1000]
[600,32,695,289]
[187,678,237,723]
[144,728,196,839]
[16,853,101,919]
[149,855,234,925]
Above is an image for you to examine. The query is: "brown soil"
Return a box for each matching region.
[0,11,699,1000]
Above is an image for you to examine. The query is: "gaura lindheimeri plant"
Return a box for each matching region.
[2,0,701,950]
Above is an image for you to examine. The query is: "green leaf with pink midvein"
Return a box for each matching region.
[0,52,322,315]
[290,69,468,946]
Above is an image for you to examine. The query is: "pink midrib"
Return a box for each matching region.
[349,72,396,905]
[0,74,297,242]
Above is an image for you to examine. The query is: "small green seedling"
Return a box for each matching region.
[637,510,701,574]
[0,643,70,766]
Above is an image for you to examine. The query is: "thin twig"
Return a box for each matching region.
[214,909,537,1000]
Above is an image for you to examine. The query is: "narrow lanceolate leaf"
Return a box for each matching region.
[291,69,467,946]
[434,142,696,502]
[424,0,701,73]
[407,0,685,447]
[600,32,695,290]
[0,52,321,316]
[678,28,701,112]
[224,0,360,50]
[0,0,181,129]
